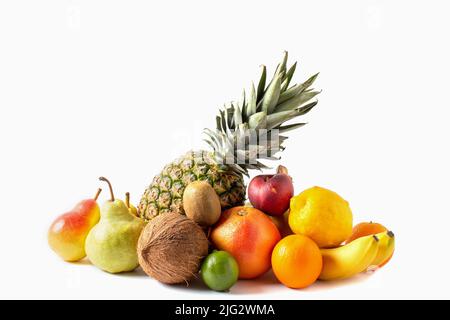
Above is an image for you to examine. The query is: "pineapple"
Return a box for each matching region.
[138,52,320,221]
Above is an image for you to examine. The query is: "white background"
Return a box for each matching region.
[1,0,449,299]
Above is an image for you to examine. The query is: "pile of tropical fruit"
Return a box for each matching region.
[48,52,395,291]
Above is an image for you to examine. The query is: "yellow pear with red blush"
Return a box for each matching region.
[48,188,102,262]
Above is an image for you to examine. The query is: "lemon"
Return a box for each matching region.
[288,186,353,248]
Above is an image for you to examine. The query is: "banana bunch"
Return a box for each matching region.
[320,231,395,281]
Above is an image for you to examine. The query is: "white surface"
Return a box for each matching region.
[1,0,449,299]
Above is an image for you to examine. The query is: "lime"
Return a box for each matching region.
[201,250,239,292]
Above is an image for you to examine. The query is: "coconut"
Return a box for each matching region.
[137,212,209,284]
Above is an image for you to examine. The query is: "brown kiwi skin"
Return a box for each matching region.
[183,181,222,227]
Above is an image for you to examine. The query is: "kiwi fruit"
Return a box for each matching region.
[183,181,221,226]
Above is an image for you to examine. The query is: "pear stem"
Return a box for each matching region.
[99,177,115,201]
[125,192,130,208]
[94,188,102,201]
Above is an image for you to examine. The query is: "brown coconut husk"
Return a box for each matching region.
[137,212,209,284]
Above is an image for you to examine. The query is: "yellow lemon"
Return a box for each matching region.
[288,186,353,248]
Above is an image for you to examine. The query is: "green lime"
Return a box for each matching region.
[201,250,239,292]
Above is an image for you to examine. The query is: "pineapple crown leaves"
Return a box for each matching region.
[204,51,320,176]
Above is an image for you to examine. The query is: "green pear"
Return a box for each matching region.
[85,177,145,273]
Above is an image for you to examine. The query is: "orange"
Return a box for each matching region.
[345,221,394,267]
[345,222,387,244]
[271,235,322,289]
[211,206,281,279]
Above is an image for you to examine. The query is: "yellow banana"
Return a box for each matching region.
[370,231,395,268]
[319,234,379,280]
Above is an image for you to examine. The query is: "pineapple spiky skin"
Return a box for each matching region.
[138,150,246,221]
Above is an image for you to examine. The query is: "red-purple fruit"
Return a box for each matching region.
[248,166,294,216]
